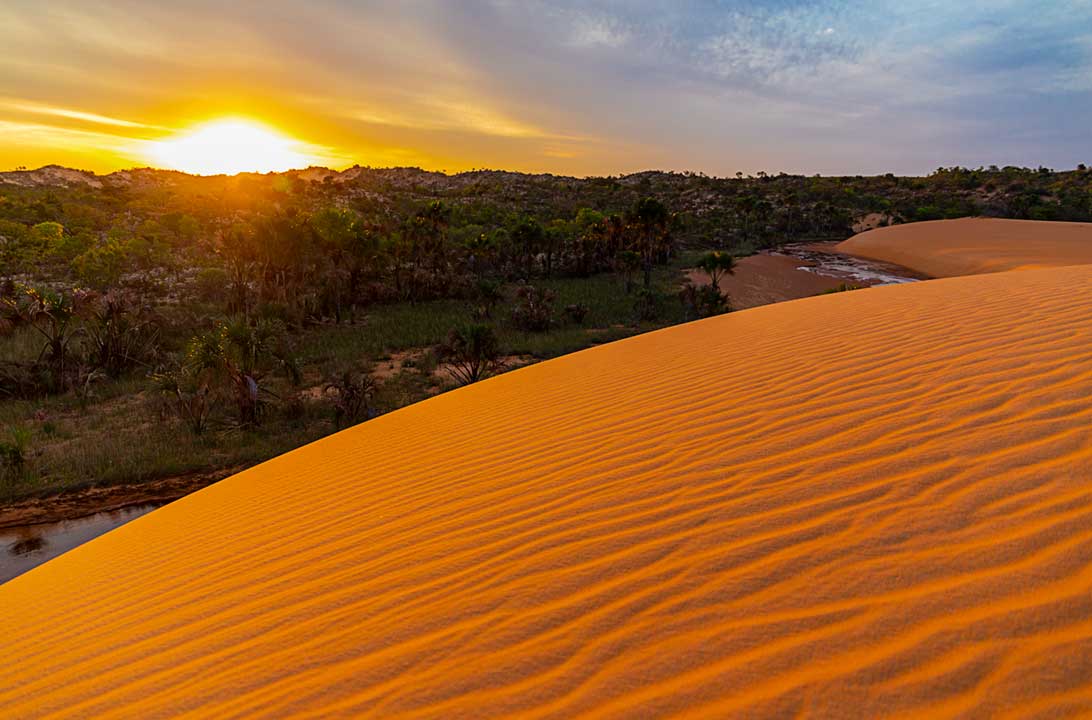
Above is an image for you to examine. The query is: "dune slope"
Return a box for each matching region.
[4,267,1092,718]
[837,217,1092,277]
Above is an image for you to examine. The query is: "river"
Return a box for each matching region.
[0,503,165,585]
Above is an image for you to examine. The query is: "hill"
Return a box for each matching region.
[3,164,1092,253]
[3,263,1092,717]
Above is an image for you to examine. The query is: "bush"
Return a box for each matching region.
[472,279,504,320]
[511,285,555,332]
[0,425,32,486]
[564,303,589,324]
[324,364,378,427]
[679,282,730,320]
[435,323,504,386]
[194,267,231,304]
[82,290,162,377]
[152,369,213,435]
[633,288,665,322]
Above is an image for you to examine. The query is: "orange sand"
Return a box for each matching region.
[837,217,1092,277]
[4,267,1092,717]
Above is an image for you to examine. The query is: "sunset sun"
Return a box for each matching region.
[147,119,319,175]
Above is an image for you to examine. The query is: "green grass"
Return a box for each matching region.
[0,325,45,364]
[301,261,689,364]
[300,300,468,364]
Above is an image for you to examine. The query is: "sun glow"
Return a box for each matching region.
[147,119,320,175]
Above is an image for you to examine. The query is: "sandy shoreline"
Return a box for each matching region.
[0,469,239,530]
[687,242,922,310]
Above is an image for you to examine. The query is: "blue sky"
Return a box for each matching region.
[0,0,1089,175]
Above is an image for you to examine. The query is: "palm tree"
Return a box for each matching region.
[183,319,297,426]
[21,287,86,391]
[627,198,670,289]
[696,251,736,289]
[418,201,451,272]
[435,323,504,386]
[735,194,756,242]
[463,232,498,281]
[510,217,544,280]
[615,250,641,294]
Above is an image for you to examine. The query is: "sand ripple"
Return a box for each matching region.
[3,266,1092,717]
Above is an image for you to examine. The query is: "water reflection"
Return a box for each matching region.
[1,503,165,585]
[10,535,46,556]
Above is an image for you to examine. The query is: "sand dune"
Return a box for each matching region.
[837,217,1092,277]
[4,266,1092,717]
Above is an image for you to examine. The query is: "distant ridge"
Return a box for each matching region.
[0,164,591,189]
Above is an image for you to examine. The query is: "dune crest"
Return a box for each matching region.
[837,217,1092,277]
[3,267,1092,717]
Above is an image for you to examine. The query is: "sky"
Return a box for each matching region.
[0,0,1090,177]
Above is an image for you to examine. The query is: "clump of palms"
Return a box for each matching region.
[81,289,161,378]
[626,197,673,289]
[435,323,505,386]
[324,364,378,428]
[156,318,299,431]
[680,251,735,320]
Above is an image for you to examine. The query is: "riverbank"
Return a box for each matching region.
[0,467,239,529]
[687,241,923,309]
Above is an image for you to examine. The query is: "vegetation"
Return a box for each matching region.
[435,324,505,386]
[0,161,1088,500]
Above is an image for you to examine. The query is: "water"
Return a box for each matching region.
[0,503,164,585]
[775,242,921,286]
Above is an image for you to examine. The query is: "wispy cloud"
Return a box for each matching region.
[0,120,146,158]
[0,98,160,130]
[0,0,1089,174]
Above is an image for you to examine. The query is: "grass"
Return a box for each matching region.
[0,325,45,364]
[0,260,695,502]
[302,261,690,365]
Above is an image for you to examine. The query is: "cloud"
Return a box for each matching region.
[0,98,160,130]
[0,0,1089,175]
[0,119,147,161]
